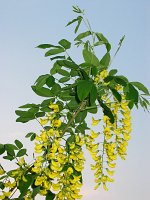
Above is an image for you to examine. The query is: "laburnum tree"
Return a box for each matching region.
[0,6,149,200]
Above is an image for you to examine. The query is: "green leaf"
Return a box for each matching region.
[25,132,36,141]
[66,17,79,26]
[75,122,89,134]
[36,44,52,49]
[35,74,50,89]
[59,90,74,101]
[75,16,83,33]
[130,82,149,95]
[51,83,61,95]
[31,86,53,97]
[90,84,97,105]
[5,144,17,155]
[50,55,66,61]
[75,110,87,123]
[14,140,23,149]
[46,191,55,200]
[86,104,98,114]
[94,41,105,47]
[57,60,78,69]
[95,32,111,52]
[125,83,139,103]
[79,69,89,80]
[41,98,54,107]
[141,97,150,106]
[0,144,5,155]
[16,116,35,123]
[35,112,45,118]
[32,186,41,198]
[16,149,27,157]
[46,76,55,88]
[70,69,79,77]
[57,69,70,77]
[77,80,93,101]
[109,69,118,76]
[45,47,64,57]
[3,155,14,161]
[25,132,35,138]
[66,16,83,33]
[74,31,91,41]
[100,53,110,69]
[30,133,36,141]
[15,110,35,118]
[0,182,5,190]
[91,66,98,77]
[59,39,71,49]
[50,62,61,75]
[96,32,108,43]
[59,77,70,83]
[18,174,35,198]
[19,103,39,109]
[110,88,122,102]
[67,135,75,144]
[83,49,99,67]
[67,99,79,110]
[114,76,128,86]
[72,6,83,14]
[99,100,114,123]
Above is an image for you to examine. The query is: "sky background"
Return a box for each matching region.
[0,0,150,200]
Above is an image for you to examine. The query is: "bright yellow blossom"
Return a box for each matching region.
[92,117,100,126]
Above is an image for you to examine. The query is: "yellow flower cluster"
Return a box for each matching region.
[30,103,85,199]
[56,134,85,200]
[94,69,108,84]
[0,158,28,199]
[0,179,16,199]
[86,80,132,191]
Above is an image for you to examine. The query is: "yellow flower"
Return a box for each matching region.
[74,165,84,172]
[100,70,108,79]
[35,176,44,186]
[92,117,100,126]
[43,180,51,190]
[48,171,59,179]
[40,118,49,125]
[40,132,48,142]
[107,162,116,168]
[51,144,58,153]
[106,168,114,176]
[94,183,100,190]
[2,191,11,197]
[49,104,59,113]
[52,119,62,127]
[103,115,110,123]
[103,183,108,191]
[52,183,61,191]
[94,75,100,83]
[0,168,5,175]
[67,167,74,175]
[32,167,41,173]
[40,189,47,195]
[90,130,100,139]
[47,128,54,136]
[18,157,25,166]
[71,193,82,199]
[34,143,43,154]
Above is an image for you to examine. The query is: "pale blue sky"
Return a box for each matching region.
[0,1,150,200]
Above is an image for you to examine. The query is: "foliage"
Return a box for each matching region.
[0,5,149,200]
